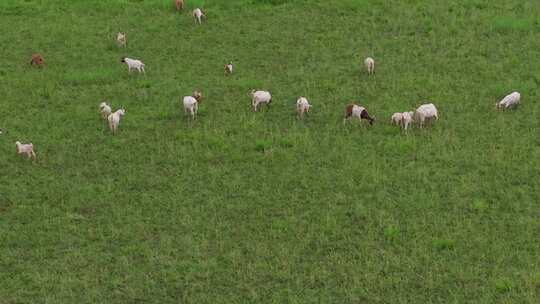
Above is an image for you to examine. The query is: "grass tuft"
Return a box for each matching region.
[432,239,456,251]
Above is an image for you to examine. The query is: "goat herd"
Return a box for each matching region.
[15,0,522,160]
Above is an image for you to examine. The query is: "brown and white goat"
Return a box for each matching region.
[183,90,203,120]
[30,53,45,67]
[224,62,233,75]
[344,104,375,125]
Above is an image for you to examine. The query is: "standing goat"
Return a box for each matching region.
[391,112,403,125]
[296,97,311,119]
[99,102,112,120]
[116,32,127,47]
[250,90,272,112]
[414,103,438,128]
[30,53,45,67]
[193,8,206,24]
[108,109,125,134]
[496,91,521,110]
[344,104,375,125]
[400,111,414,132]
[121,57,145,74]
[224,62,233,75]
[15,141,36,159]
[364,57,375,75]
[174,0,184,11]
[183,91,203,120]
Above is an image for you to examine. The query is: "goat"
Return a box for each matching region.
[364,57,375,75]
[344,104,375,125]
[250,90,272,112]
[224,62,233,75]
[116,32,127,47]
[121,57,145,74]
[15,141,36,159]
[296,97,311,119]
[174,0,184,11]
[193,8,206,24]
[30,53,45,67]
[99,102,112,120]
[496,91,521,110]
[400,111,414,132]
[183,90,203,120]
[108,109,125,134]
[414,103,438,128]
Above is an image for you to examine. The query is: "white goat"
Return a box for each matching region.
[414,103,438,128]
[108,109,125,134]
[15,141,36,159]
[183,91,203,120]
[364,57,375,75]
[116,32,126,47]
[400,111,414,131]
[296,97,311,119]
[251,90,272,112]
[121,57,145,74]
[99,102,112,120]
[391,112,403,125]
[193,8,206,24]
[496,91,521,110]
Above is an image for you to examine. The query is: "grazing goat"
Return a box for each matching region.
[414,103,438,128]
[193,8,205,24]
[496,91,521,110]
[296,97,311,119]
[108,109,125,134]
[364,57,375,75]
[99,102,112,120]
[15,141,36,159]
[121,57,145,74]
[250,90,272,112]
[224,62,233,75]
[30,53,45,67]
[344,104,375,125]
[391,112,403,125]
[183,91,203,120]
[116,32,127,47]
[174,0,184,11]
[400,111,414,132]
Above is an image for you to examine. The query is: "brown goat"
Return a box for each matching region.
[30,53,45,67]
[174,0,184,11]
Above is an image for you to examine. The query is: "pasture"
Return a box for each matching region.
[0,0,539,302]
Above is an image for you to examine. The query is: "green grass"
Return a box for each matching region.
[1,0,540,303]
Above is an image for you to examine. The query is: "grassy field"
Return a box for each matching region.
[1,0,539,302]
